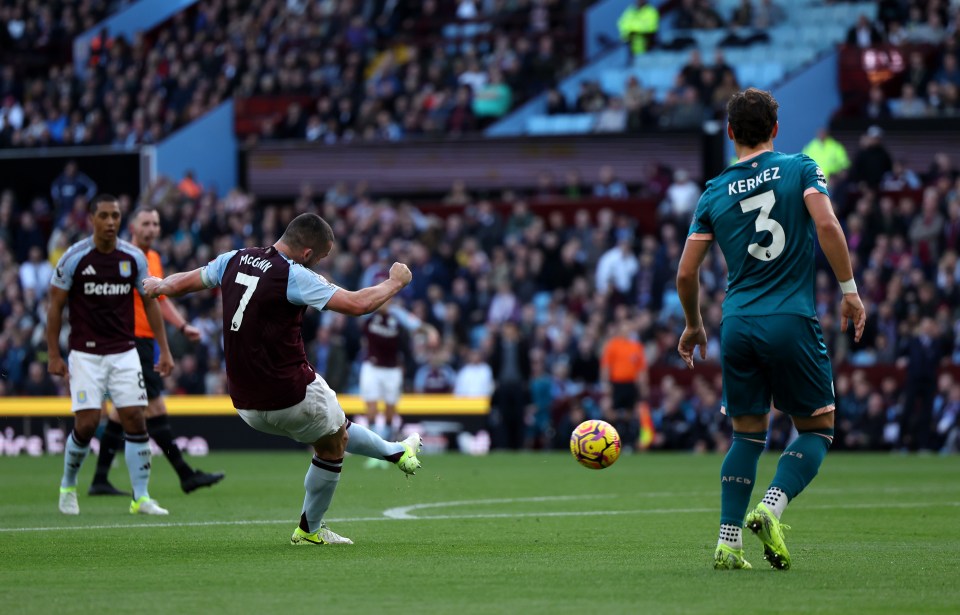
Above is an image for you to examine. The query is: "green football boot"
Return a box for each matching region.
[745,503,792,570]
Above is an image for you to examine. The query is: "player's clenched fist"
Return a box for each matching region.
[389,262,412,286]
[142,276,164,298]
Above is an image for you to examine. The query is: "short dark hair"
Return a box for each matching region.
[726,88,779,148]
[130,205,159,222]
[280,213,334,252]
[89,193,119,214]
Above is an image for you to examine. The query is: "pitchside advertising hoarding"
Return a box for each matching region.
[0,395,491,457]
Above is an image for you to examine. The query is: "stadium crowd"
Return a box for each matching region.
[0,0,588,149]
[2,136,959,454]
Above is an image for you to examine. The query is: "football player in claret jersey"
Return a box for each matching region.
[47,194,175,516]
[143,213,422,546]
[359,299,439,467]
[89,206,224,497]
[676,89,866,570]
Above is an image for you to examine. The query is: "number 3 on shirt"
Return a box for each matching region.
[740,190,785,261]
[231,272,260,331]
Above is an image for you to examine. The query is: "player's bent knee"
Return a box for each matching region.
[115,406,147,434]
[73,409,101,441]
[793,412,834,432]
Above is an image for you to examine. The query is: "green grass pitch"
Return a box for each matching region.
[2,451,958,614]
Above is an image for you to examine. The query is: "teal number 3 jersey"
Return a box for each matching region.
[688,151,829,320]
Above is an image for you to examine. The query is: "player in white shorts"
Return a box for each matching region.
[46,194,174,516]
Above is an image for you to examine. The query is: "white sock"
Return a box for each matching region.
[61,431,91,488]
[761,487,789,519]
[301,457,342,533]
[124,433,152,501]
[718,523,742,549]
[346,422,404,461]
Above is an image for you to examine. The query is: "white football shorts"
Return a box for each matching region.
[68,348,146,412]
[359,362,403,405]
[236,374,347,444]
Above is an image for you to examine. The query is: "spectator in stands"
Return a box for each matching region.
[618,0,660,58]
[622,76,653,130]
[935,381,960,453]
[802,128,851,182]
[881,159,923,191]
[488,321,532,449]
[731,0,754,28]
[847,14,883,47]
[472,69,513,126]
[753,0,785,28]
[660,86,705,128]
[545,88,569,115]
[934,53,960,90]
[905,51,932,95]
[592,165,628,199]
[575,80,608,113]
[851,125,894,188]
[660,169,700,225]
[413,351,457,393]
[595,97,627,133]
[454,348,495,397]
[595,229,638,303]
[893,83,929,118]
[865,86,892,120]
[17,245,51,300]
[897,317,945,451]
[22,360,58,397]
[50,161,96,217]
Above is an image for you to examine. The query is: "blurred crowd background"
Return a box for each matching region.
[1,0,959,455]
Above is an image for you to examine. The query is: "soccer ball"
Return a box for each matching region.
[569,420,621,469]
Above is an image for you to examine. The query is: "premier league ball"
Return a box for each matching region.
[569,420,621,469]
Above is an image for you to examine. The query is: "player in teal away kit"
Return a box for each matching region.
[676,88,866,570]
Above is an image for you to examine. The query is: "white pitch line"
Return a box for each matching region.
[1,500,958,534]
[383,495,613,519]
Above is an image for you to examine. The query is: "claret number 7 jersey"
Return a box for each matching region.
[200,246,341,411]
[688,151,829,320]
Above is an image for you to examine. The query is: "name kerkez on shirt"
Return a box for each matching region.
[728,166,781,196]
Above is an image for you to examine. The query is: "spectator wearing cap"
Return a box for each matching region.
[802,128,851,181]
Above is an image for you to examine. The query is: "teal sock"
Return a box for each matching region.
[299,456,342,533]
[124,433,152,501]
[769,428,834,501]
[719,430,767,527]
[61,430,91,489]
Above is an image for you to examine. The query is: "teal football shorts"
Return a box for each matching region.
[719,314,835,417]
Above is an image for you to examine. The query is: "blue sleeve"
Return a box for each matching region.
[799,154,829,197]
[50,244,90,291]
[200,250,239,288]
[687,191,713,238]
[287,265,340,310]
[387,304,423,331]
[132,248,149,296]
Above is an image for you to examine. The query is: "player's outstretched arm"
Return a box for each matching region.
[143,296,174,376]
[804,192,866,342]
[143,269,207,299]
[326,262,412,316]
[676,237,712,369]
